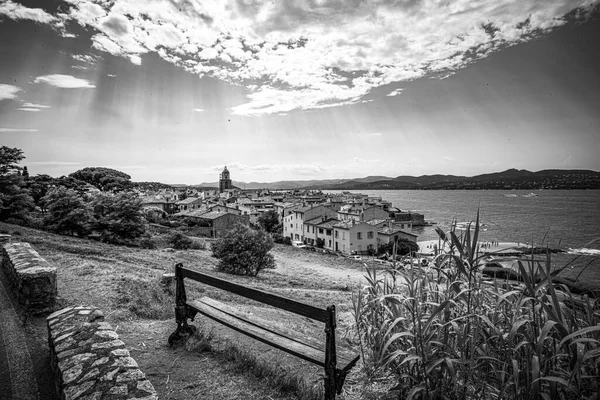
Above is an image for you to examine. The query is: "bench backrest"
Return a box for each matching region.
[177,264,329,322]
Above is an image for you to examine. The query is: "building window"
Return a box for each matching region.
[290,224,293,228]
[335,231,339,238]
[367,231,373,239]
[342,232,346,240]
[326,229,331,236]
[328,240,332,247]
[357,232,362,240]
[319,228,324,234]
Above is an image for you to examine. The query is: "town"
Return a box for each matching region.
[138,166,425,255]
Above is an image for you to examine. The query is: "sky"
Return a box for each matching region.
[0,0,599,184]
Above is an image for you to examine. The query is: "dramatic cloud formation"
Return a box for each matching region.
[34,74,96,88]
[2,0,599,115]
[0,84,20,100]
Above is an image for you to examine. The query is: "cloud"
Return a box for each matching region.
[28,161,80,166]
[34,74,96,89]
[0,0,55,24]
[193,108,204,112]
[107,74,116,77]
[0,84,21,100]
[386,89,403,97]
[22,102,51,108]
[8,0,600,114]
[16,108,41,112]
[0,128,39,132]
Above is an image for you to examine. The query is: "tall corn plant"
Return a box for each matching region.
[352,212,600,399]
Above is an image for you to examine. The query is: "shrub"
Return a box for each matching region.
[190,239,206,250]
[282,236,292,246]
[212,223,275,276]
[316,238,325,248]
[271,232,283,244]
[353,212,600,399]
[168,232,193,250]
[138,237,156,249]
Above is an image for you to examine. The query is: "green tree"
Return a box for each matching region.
[91,191,146,244]
[257,209,280,233]
[70,167,133,192]
[42,187,94,236]
[0,146,34,222]
[212,224,275,276]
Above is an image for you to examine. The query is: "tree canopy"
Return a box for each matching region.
[257,209,280,233]
[91,191,146,244]
[42,187,94,236]
[69,167,133,192]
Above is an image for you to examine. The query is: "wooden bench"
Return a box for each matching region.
[168,263,360,399]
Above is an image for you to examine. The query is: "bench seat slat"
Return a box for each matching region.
[197,297,359,370]
[188,298,327,367]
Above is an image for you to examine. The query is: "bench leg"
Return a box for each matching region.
[168,304,197,345]
[168,263,197,346]
[324,305,337,400]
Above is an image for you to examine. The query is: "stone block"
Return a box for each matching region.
[47,305,158,400]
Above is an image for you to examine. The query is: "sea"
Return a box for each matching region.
[325,190,600,254]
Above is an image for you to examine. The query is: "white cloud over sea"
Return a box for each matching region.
[2,0,598,115]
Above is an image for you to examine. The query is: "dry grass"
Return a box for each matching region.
[0,222,368,399]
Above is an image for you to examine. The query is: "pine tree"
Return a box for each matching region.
[42,187,94,236]
[0,146,34,222]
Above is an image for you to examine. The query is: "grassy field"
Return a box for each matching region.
[1,222,383,399]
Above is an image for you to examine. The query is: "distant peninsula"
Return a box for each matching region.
[175,169,600,191]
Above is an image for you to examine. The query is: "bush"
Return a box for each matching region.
[138,237,156,249]
[190,239,206,250]
[271,232,283,244]
[282,236,292,246]
[212,224,275,276]
[353,213,600,399]
[316,238,325,248]
[168,232,193,250]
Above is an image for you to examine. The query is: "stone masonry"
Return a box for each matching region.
[47,306,158,400]
[1,242,57,312]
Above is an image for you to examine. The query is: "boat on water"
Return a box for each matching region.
[503,194,518,198]
[522,193,538,198]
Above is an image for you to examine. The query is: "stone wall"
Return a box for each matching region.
[47,306,158,400]
[1,242,57,312]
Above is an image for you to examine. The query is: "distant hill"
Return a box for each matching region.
[149,169,600,191]
[305,169,600,190]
